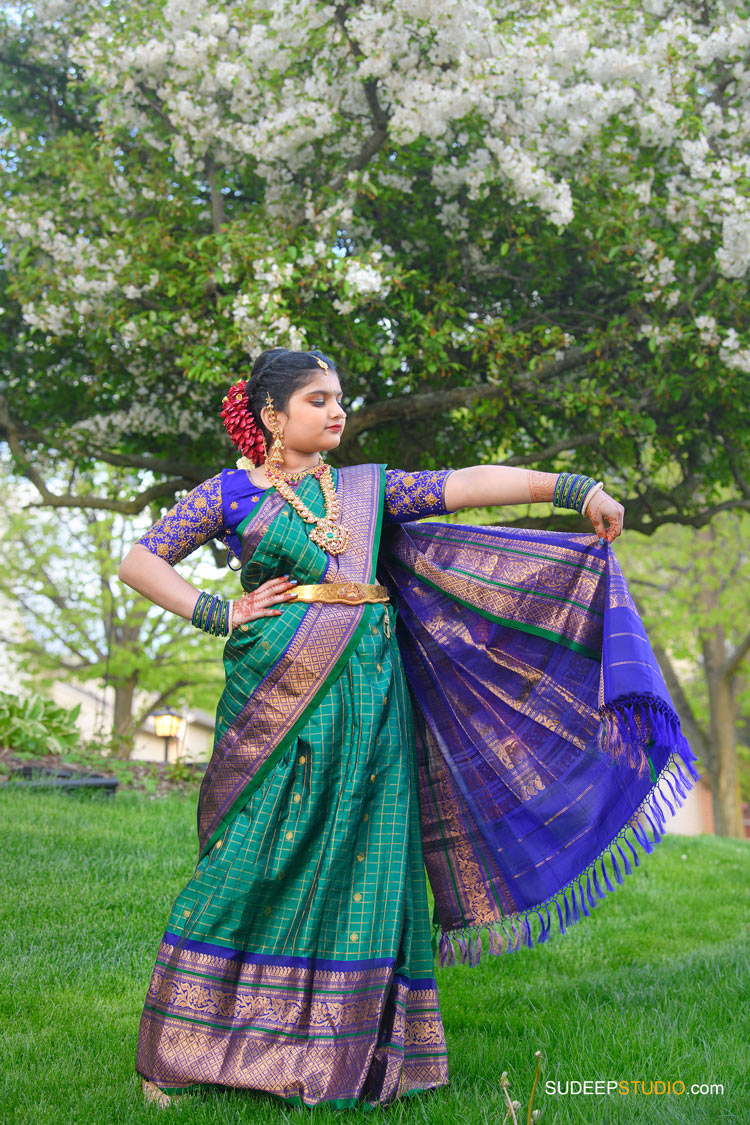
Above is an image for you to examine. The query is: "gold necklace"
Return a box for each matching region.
[271,454,325,484]
[266,460,351,555]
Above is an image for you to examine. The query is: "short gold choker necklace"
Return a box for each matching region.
[269,456,327,484]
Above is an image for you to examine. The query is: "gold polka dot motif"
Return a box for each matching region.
[299,755,306,764]
[350,933,359,942]
[370,773,376,782]
[353,892,362,902]
[264,905,271,915]
[285,831,293,840]
[363,813,369,821]
[356,852,365,862]
[293,793,301,803]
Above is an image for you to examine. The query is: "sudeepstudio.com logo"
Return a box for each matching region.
[545,1080,725,1097]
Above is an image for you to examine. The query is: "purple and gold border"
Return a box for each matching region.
[198,464,385,857]
[384,523,607,658]
[136,932,449,1107]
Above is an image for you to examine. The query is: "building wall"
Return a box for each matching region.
[49,679,214,764]
[662,775,714,836]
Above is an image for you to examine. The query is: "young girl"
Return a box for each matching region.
[119,347,696,1110]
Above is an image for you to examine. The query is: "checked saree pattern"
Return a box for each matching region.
[136,464,450,1108]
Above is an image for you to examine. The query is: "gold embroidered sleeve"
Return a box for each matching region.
[135,474,224,564]
[384,468,455,524]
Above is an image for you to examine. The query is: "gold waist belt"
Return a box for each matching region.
[292,582,390,605]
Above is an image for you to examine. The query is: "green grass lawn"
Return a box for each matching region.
[0,788,747,1125]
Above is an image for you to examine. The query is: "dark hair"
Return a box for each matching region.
[246,347,341,442]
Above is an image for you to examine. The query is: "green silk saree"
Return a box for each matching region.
[136,463,449,1108]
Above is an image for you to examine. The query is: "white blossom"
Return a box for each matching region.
[695,315,719,347]
[720,328,750,372]
[4,0,750,378]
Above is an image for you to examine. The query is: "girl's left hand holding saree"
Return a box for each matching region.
[443,464,625,543]
[583,487,625,543]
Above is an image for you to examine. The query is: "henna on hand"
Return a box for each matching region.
[527,470,558,503]
[586,490,625,542]
[231,576,298,627]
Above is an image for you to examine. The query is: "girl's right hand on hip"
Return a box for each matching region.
[231,576,298,626]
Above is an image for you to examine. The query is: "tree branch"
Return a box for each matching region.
[0,401,209,480]
[330,4,390,187]
[719,432,750,501]
[502,431,601,466]
[205,156,226,233]
[134,681,195,727]
[336,348,588,456]
[725,629,750,682]
[21,471,191,514]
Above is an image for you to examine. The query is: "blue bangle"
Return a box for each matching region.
[191,592,209,627]
[554,473,599,514]
[191,591,231,637]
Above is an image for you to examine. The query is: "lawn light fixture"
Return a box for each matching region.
[150,707,183,763]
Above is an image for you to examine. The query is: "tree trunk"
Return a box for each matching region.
[700,621,744,837]
[111,677,137,758]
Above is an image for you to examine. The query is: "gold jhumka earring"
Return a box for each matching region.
[264,396,285,472]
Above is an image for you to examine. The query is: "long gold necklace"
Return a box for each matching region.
[266,458,351,555]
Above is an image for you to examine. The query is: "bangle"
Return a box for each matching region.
[553,473,602,515]
[191,591,233,637]
[580,480,604,517]
[192,592,210,627]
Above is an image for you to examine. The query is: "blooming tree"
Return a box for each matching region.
[1,0,749,530]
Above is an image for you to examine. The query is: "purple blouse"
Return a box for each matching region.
[136,465,455,565]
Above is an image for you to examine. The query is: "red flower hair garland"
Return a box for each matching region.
[220,380,266,465]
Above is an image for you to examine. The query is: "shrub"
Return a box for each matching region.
[0,692,81,758]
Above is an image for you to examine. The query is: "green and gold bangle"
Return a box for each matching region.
[191,591,233,638]
[553,473,602,515]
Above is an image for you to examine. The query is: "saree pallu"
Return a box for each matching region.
[377,518,701,965]
[136,464,449,1108]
